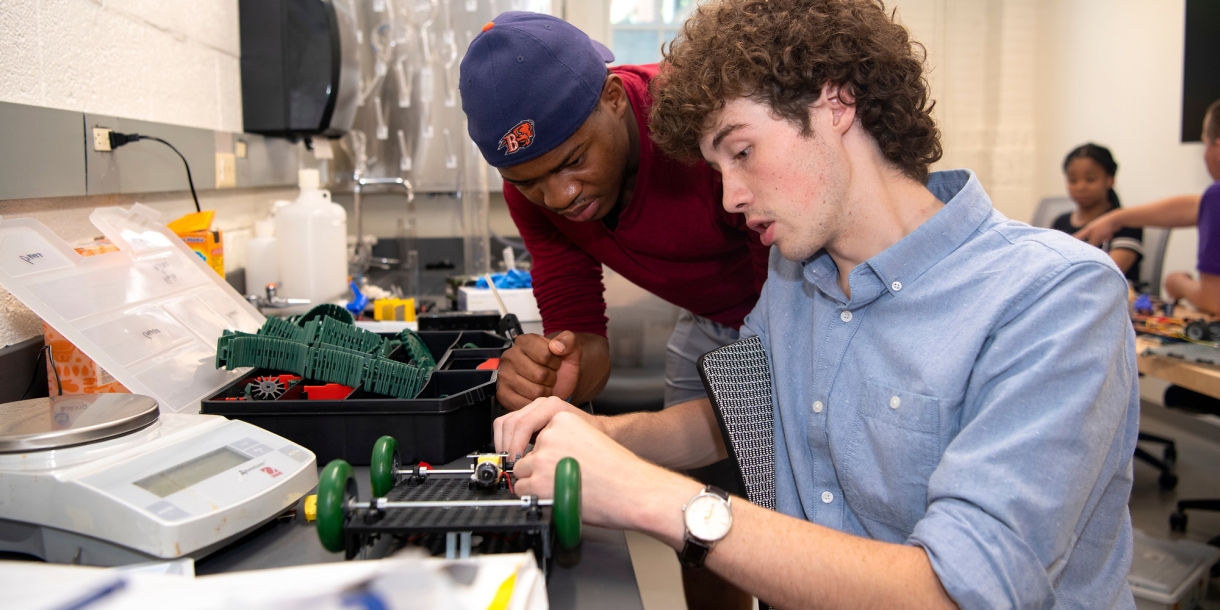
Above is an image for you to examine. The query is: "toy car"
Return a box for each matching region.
[314,436,581,571]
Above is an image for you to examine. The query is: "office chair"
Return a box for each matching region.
[1030,196,1076,229]
[697,335,776,510]
[1165,384,1220,556]
[1130,228,1179,489]
[1138,228,1170,297]
[697,336,777,610]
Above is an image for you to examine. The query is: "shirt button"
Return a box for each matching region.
[840,310,853,323]
[891,281,902,291]
[822,491,834,503]
[889,395,901,409]
[812,400,824,413]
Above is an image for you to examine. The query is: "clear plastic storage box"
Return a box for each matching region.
[0,206,507,465]
[1129,530,1220,610]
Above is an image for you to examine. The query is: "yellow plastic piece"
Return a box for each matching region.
[167,211,224,276]
[487,573,516,610]
[373,297,416,322]
[304,494,318,522]
[166,210,216,233]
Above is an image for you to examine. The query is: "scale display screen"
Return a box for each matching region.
[133,446,250,498]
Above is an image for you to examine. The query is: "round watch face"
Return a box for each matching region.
[685,494,732,542]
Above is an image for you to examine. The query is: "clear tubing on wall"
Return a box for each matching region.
[461,126,491,277]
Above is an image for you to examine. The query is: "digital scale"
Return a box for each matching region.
[0,393,317,566]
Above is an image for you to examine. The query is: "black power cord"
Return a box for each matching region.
[22,344,63,399]
[108,132,202,213]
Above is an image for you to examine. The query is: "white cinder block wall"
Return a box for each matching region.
[0,0,297,347]
[1,0,243,133]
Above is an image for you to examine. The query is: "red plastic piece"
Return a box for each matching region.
[303,383,355,400]
[476,358,500,370]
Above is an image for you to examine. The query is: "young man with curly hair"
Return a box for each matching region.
[496,0,1139,607]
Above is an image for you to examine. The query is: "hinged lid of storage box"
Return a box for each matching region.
[0,205,265,413]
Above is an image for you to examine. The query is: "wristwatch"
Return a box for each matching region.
[679,485,733,568]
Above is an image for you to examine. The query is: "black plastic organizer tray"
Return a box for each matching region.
[201,331,509,465]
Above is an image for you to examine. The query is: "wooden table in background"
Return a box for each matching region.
[1136,335,1220,400]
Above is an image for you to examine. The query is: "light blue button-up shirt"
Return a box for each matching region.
[743,170,1138,608]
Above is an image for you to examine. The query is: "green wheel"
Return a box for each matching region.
[317,460,355,553]
[553,457,582,550]
[370,436,401,497]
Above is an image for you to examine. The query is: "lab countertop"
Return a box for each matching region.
[194,466,644,610]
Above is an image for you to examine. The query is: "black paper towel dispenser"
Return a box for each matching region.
[239,0,360,138]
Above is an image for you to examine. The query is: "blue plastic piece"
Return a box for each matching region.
[346,280,369,317]
[474,269,532,289]
[1134,294,1153,315]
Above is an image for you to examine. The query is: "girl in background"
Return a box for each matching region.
[1053,143,1143,283]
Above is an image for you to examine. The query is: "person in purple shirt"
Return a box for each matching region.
[1077,98,1220,314]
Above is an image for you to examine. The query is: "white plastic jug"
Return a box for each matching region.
[275,170,348,305]
[245,218,279,297]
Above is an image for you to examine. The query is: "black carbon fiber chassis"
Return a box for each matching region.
[347,476,552,534]
[343,476,554,569]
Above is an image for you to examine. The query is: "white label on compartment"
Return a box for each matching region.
[0,229,72,278]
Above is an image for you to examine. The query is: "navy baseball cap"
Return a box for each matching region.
[460,12,614,168]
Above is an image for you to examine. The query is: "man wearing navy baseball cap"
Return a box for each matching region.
[460,12,764,608]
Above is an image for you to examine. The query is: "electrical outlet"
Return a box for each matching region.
[93,127,113,152]
[215,153,237,188]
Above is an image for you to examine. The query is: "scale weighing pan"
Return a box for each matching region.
[0,394,317,566]
[0,394,159,453]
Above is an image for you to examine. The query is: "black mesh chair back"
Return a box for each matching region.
[696,335,777,510]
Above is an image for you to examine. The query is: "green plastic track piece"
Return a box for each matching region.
[214,330,239,368]
[553,457,582,550]
[313,316,384,353]
[309,346,371,388]
[218,335,311,375]
[316,460,355,553]
[377,340,402,358]
[297,304,354,326]
[259,315,309,343]
[364,357,433,399]
[370,436,399,497]
[398,329,436,368]
[245,337,311,375]
[365,358,432,399]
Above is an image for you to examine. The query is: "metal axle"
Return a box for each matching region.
[396,467,476,476]
[349,496,551,510]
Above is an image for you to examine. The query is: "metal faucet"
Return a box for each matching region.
[246,283,310,311]
[350,175,417,293]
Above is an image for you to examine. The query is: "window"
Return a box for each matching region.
[609,0,695,65]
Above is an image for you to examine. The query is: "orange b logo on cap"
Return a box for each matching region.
[498,120,536,155]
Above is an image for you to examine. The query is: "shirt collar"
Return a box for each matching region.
[803,169,994,302]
